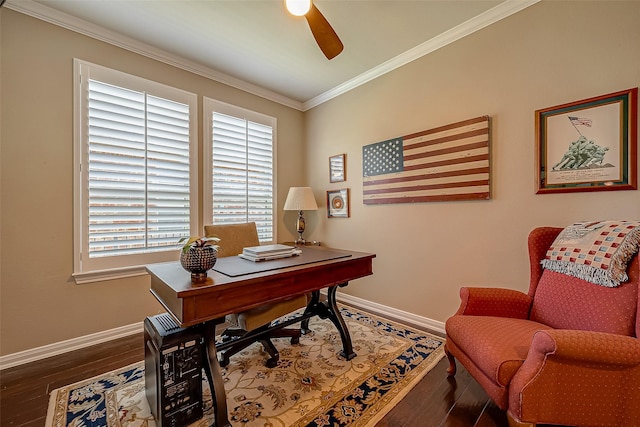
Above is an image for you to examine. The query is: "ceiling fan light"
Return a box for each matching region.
[285,0,311,17]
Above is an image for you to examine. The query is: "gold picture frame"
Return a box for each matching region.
[535,88,638,194]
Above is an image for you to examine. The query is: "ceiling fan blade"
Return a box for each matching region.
[305,3,343,60]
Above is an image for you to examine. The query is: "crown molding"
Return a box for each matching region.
[4,0,305,111]
[5,0,540,112]
[303,0,541,111]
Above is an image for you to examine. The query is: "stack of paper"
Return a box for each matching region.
[239,244,301,262]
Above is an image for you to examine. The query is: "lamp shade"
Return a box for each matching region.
[283,187,318,211]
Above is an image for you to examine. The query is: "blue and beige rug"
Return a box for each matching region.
[45,306,445,427]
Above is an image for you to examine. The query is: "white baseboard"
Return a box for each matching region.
[0,322,143,370]
[336,292,446,335]
[0,296,444,370]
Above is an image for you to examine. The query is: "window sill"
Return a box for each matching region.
[73,265,150,284]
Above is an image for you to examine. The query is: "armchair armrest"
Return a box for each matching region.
[509,330,640,424]
[530,329,640,365]
[455,287,532,318]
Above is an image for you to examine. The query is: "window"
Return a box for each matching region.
[74,59,198,281]
[203,98,276,243]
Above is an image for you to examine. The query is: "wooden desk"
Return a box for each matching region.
[147,246,375,427]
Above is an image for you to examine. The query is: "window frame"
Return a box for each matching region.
[203,97,278,244]
[73,59,199,283]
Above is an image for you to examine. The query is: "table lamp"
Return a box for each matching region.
[283,187,318,245]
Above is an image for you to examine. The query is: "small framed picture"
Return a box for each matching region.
[535,87,637,194]
[329,153,346,183]
[327,188,350,218]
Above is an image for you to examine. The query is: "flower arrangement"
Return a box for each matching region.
[178,236,220,254]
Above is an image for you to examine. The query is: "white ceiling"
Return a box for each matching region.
[5,0,539,110]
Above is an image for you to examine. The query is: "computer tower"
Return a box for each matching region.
[144,313,204,427]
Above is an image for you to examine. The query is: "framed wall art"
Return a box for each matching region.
[361,116,491,204]
[327,188,350,218]
[535,88,638,194]
[329,153,346,183]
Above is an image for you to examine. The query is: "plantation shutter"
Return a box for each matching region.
[211,112,273,241]
[87,80,191,258]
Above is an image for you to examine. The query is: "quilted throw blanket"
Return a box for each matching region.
[542,220,640,287]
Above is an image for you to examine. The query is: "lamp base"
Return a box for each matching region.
[295,210,307,245]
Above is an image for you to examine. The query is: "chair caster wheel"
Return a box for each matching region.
[291,336,300,344]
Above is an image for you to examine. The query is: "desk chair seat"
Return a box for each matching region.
[204,222,307,368]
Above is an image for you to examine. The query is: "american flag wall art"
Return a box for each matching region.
[362,116,491,204]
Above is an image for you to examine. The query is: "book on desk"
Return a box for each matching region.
[239,244,302,262]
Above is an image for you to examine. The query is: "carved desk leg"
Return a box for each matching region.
[300,290,320,334]
[327,283,357,360]
[300,286,356,361]
[201,320,231,427]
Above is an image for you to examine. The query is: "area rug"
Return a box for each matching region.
[46,306,445,427]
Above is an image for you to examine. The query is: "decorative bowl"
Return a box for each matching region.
[180,246,218,283]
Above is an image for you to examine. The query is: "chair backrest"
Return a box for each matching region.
[527,227,639,338]
[203,222,260,257]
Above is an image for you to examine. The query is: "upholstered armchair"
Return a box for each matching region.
[445,225,640,427]
[204,222,307,368]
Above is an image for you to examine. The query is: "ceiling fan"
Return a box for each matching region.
[285,0,344,60]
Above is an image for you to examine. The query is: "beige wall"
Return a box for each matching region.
[0,9,304,355]
[304,1,640,322]
[1,1,640,357]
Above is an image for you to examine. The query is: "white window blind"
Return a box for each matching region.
[88,81,191,255]
[204,99,276,243]
[74,59,198,279]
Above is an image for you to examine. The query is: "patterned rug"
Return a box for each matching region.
[45,306,445,427]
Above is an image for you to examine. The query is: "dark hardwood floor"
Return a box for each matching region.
[0,333,145,427]
[0,331,512,427]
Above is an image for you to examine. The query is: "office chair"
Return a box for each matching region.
[204,222,307,368]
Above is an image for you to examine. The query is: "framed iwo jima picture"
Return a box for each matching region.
[535,88,638,194]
